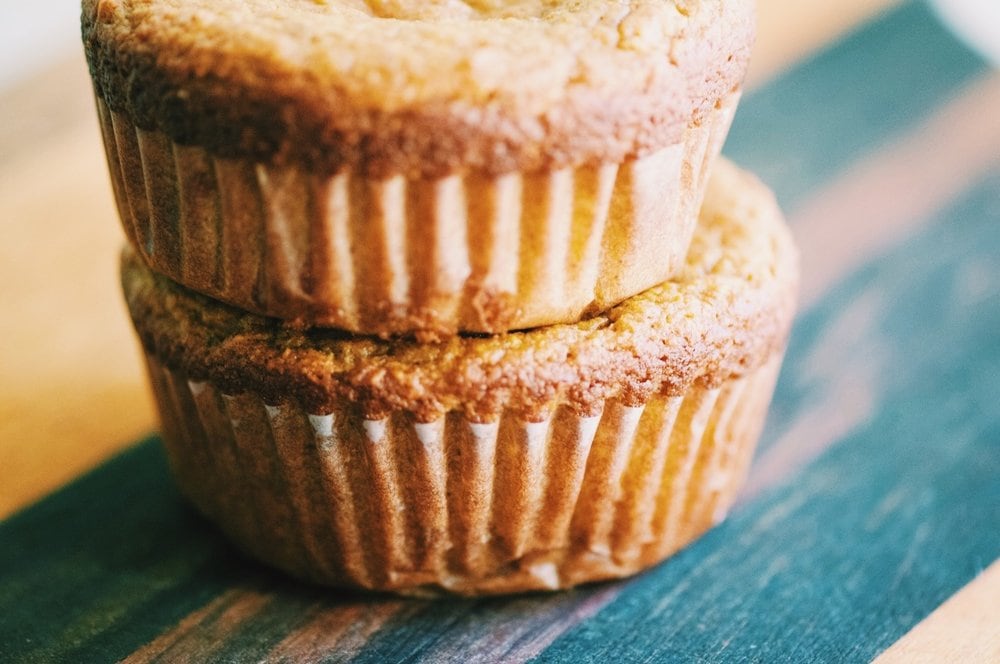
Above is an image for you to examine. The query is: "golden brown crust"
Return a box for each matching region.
[83,0,755,178]
[122,161,799,421]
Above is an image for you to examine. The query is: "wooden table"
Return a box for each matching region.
[2,1,998,661]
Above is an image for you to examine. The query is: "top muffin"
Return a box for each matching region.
[84,0,755,338]
[83,0,754,178]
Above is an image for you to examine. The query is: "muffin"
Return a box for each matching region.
[86,0,756,339]
[122,160,798,595]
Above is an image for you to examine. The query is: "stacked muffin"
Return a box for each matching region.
[83,0,797,595]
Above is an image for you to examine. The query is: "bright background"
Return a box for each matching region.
[0,1,80,90]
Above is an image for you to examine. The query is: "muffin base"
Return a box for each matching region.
[97,92,739,339]
[144,352,782,596]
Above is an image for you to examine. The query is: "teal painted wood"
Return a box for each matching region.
[0,441,233,663]
[725,0,987,209]
[1,2,997,662]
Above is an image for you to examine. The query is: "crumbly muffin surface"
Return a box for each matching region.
[123,160,797,421]
[83,0,754,176]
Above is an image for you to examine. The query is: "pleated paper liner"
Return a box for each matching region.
[144,352,782,596]
[96,92,739,339]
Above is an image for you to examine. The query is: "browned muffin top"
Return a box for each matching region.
[83,0,754,177]
[122,160,797,421]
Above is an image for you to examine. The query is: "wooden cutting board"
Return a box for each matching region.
[3,1,998,661]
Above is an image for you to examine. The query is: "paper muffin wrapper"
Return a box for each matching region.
[143,350,782,596]
[97,92,739,338]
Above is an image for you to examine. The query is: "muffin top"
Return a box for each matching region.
[83,0,755,177]
[123,159,798,421]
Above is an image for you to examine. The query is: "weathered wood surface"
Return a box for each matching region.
[2,2,998,662]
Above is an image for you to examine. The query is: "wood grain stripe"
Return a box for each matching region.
[122,588,408,664]
[874,558,1000,663]
[267,600,408,662]
[793,72,1000,309]
[122,589,272,664]
[739,72,1000,504]
[726,0,987,208]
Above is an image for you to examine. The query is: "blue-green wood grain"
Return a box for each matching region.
[725,0,986,209]
[0,442,235,663]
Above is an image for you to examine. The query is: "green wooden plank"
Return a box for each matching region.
[0,441,239,663]
[725,0,986,209]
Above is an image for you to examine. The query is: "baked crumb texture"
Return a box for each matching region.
[86,0,755,337]
[123,160,799,594]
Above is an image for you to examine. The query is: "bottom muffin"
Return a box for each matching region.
[122,159,799,596]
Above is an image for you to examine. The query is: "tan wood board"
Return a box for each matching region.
[875,560,1000,664]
